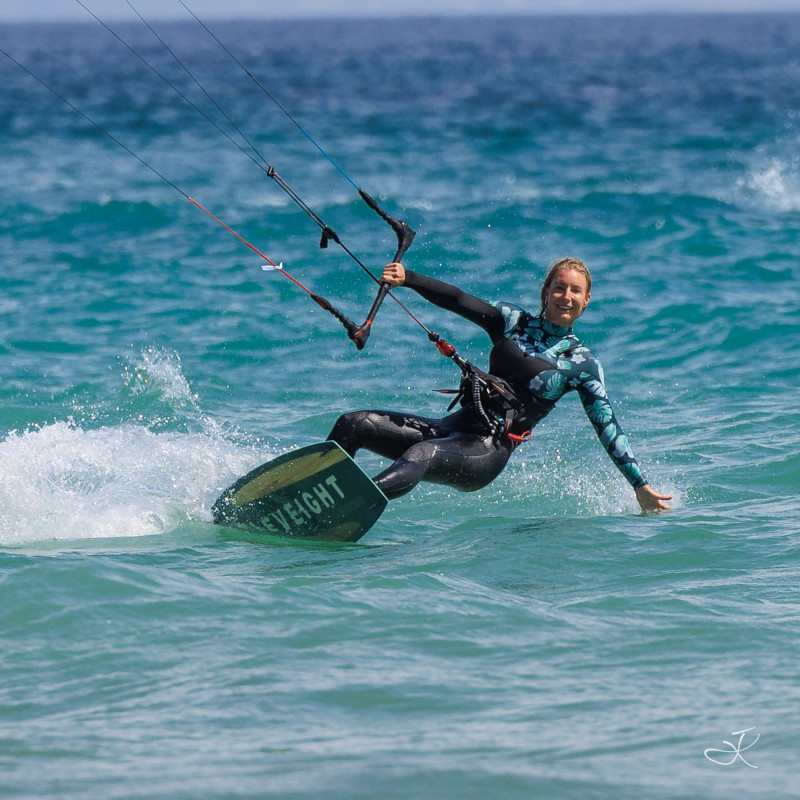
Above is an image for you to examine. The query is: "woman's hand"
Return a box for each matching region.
[382,262,406,288]
[635,484,672,512]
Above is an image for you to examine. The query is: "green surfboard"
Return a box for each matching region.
[212,441,387,542]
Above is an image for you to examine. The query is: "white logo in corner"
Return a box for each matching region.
[704,727,759,769]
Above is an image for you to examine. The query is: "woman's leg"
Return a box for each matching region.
[328,410,512,499]
[328,409,449,460]
[371,432,512,498]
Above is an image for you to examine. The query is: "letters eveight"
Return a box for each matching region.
[259,475,346,534]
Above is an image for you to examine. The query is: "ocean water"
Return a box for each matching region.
[1,9,799,798]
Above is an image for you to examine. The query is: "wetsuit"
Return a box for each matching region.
[328,270,647,500]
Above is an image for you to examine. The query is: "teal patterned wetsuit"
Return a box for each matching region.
[328,269,647,499]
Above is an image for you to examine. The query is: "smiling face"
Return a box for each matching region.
[542,267,591,327]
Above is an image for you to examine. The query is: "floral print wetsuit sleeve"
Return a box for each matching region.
[572,353,647,489]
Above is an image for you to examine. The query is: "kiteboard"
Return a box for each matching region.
[212,441,387,543]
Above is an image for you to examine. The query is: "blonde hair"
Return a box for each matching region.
[539,258,592,315]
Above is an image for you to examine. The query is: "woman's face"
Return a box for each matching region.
[543,268,591,327]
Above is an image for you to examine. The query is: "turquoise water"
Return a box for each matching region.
[2,11,799,798]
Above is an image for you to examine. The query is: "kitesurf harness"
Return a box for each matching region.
[447,366,529,443]
[428,340,531,444]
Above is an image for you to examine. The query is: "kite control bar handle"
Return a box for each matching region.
[349,189,416,350]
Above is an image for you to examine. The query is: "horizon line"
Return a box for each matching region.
[2,6,800,24]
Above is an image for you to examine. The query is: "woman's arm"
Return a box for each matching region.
[576,360,672,511]
[382,263,506,341]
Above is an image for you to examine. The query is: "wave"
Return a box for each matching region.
[740,155,800,213]
[0,345,276,547]
[0,419,267,547]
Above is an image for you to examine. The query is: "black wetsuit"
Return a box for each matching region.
[328,270,647,500]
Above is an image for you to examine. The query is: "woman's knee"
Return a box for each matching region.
[327,410,375,455]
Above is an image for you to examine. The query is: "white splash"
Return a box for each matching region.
[123,346,196,405]
[743,157,800,212]
[0,420,268,547]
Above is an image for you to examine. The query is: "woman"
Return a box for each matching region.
[328,258,671,511]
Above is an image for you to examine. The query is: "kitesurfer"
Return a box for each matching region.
[327,258,672,511]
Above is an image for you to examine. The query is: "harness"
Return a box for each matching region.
[439,363,532,443]
[429,318,566,445]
